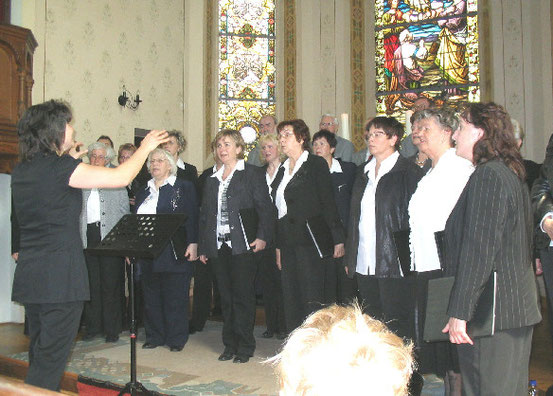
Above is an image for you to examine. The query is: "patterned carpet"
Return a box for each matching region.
[9,321,446,395]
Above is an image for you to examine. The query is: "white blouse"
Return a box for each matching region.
[275,150,309,219]
[211,159,245,248]
[357,151,400,276]
[408,148,474,272]
[137,175,177,215]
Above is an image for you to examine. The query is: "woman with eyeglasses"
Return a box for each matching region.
[79,142,130,343]
[344,116,425,394]
[135,148,198,352]
[312,129,357,304]
[272,119,345,332]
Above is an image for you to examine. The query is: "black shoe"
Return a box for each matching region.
[105,335,119,343]
[233,355,249,363]
[261,330,274,338]
[82,333,98,341]
[276,332,288,340]
[408,371,424,396]
[142,342,158,349]
[218,351,234,361]
[189,324,197,335]
[170,345,184,352]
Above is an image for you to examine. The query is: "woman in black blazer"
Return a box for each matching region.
[198,129,273,364]
[312,129,357,304]
[272,119,345,332]
[258,133,287,339]
[443,102,541,395]
[135,148,198,352]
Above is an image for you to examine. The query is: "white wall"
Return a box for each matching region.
[0,175,24,323]
[11,0,193,164]
[484,0,553,162]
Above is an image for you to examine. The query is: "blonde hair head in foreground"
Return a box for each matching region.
[269,303,414,396]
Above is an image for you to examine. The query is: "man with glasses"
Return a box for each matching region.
[319,114,354,162]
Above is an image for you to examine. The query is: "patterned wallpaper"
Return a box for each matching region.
[40,0,185,152]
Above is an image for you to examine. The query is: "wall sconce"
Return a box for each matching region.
[118,86,142,110]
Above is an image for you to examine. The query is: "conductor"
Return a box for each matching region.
[10,100,168,391]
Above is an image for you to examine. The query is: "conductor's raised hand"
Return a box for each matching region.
[141,130,169,151]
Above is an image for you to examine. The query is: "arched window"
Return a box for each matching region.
[375,0,479,120]
[218,0,276,155]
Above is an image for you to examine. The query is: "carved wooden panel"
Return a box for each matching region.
[0,24,37,174]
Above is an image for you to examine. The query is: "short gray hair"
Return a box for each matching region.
[260,114,278,125]
[410,107,459,133]
[87,142,115,164]
[147,148,178,177]
[321,114,339,126]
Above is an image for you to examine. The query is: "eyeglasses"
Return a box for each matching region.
[150,158,167,164]
[320,122,334,127]
[364,131,387,141]
[278,130,295,139]
[90,154,106,160]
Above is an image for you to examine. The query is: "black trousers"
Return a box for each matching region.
[356,273,413,339]
[257,248,286,334]
[457,326,533,396]
[84,223,123,338]
[142,271,192,348]
[211,243,257,356]
[539,248,553,346]
[280,244,326,332]
[25,301,83,391]
[324,257,357,305]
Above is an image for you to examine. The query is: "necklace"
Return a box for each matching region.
[415,153,426,167]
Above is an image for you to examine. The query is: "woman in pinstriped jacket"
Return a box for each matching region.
[443,102,541,396]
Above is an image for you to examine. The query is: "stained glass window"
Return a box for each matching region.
[374,0,479,121]
[218,0,276,157]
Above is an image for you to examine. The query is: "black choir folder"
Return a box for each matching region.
[239,208,259,249]
[305,215,334,258]
[423,271,497,342]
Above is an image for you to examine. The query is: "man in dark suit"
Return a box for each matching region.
[443,103,541,396]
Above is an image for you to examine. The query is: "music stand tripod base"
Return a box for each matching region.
[87,214,187,396]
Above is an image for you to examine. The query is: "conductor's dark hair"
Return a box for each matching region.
[17,99,73,162]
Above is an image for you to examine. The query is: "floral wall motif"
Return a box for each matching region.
[35,1,186,155]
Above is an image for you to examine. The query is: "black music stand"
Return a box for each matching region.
[87,214,187,396]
